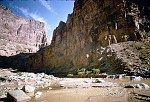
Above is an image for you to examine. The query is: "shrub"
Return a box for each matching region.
[67,74,74,77]
[92,68,100,74]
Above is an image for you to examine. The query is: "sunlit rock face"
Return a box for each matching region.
[1,0,150,76]
[28,0,150,75]
[0,4,49,56]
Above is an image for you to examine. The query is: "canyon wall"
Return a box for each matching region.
[0,4,49,56]
[28,0,150,75]
[0,0,150,76]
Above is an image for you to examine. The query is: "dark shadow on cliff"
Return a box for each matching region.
[0,52,67,77]
[0,53,33,71]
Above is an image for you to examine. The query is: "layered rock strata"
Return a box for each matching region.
[0,4,49,56]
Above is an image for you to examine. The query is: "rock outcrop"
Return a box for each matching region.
[0,4,49,56]
[0,0,150,76]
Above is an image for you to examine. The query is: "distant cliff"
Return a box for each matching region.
[0,4,49,56]
[1,0,150,76]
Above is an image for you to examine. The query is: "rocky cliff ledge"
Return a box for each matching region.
[1,0,150,76]
[0,4,49,56]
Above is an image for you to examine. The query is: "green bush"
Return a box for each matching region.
[67,74,74,78]
[77,72,85,75]
[92,68,100,74]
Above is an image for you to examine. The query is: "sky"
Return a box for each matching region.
[0,0,74,42]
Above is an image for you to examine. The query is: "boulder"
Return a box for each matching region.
[138,83,149,89]
[115,74,126,79]
[108,75,116,79]
[92,79,105,83]
[7,90,31,102]
[48,87,52,90]
[124,84,135,88]
[125,83,149,89]
[22,85,35,93]
[35,91,42,99]
[130,76,142,81]
[22,85,35,97]
[135,84,143,89]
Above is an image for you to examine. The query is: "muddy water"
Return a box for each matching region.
[29,78,150,102]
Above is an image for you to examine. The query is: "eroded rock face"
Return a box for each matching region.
[0,4,49,56]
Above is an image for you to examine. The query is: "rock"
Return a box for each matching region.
[138,83,149,89]
[132,90,150,101]
[0,3,49,57]
[130,76,142,81]
[0,77,7,82]
[124,84,135,88]
[48,87,52,90]
[135,84,143,89]
[108,75,116,79]
[91,81,118,87]
[0,69,56,99]
[22,85,35,97]
[7,90,31,102]
[0,89,6,98]
[35,91,42,98]
[125,83,149,89]
[92,79,105,83]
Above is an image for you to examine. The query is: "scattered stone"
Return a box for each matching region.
[107,75,116,79]
[7,90,31,102]
[35,91,42,98]
[132,90,150,101]
[0,69,57,100]
[130,76,142,81]
[22,85,35,97]
[124,83,149,89]
[22,85,35,93]
[92,79,105,83]
[138,83,149,89]
[48,87,52,90]
[124,84,135,88]
[91,82,118,87]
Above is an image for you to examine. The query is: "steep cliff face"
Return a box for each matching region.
[0,4,49,56]
[28,0,150,75]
